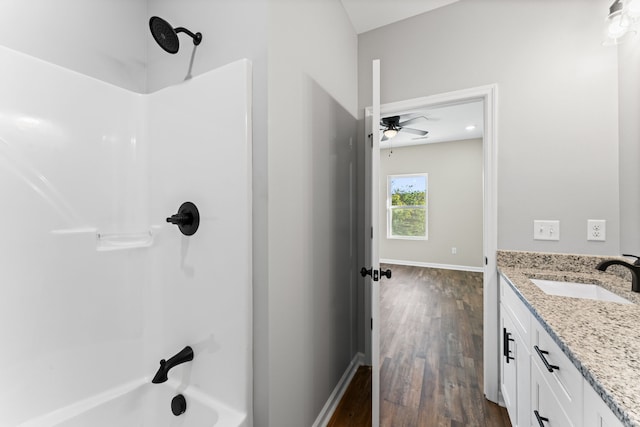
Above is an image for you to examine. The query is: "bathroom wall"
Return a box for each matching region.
[618,37,640,255]
[147,1,359,425]
[358,0,620,256]
[267,0,358,426]
[0,0,147,92]
[379,139,483,268]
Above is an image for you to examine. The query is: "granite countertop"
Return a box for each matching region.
[497,250,640,427]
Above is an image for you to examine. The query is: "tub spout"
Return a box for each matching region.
[152,346,194,384]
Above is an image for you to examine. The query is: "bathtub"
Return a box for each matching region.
[16,378,248,427]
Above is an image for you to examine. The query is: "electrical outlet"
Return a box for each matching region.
[533,220,560,241]
[587,220,606,241]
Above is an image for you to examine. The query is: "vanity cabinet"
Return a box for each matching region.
[499,274,624,427]
[500,277,530,427]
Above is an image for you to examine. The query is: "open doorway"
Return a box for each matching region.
[377,100,498,425]
[361,85,500,426]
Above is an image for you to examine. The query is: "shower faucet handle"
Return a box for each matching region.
[166,202,200,236]
[167,213,191,225]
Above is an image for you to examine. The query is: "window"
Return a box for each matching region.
[387,174,428,239]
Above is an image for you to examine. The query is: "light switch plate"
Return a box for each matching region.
[534,220,560,241]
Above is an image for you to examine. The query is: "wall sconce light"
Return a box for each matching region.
[604,0,638,45]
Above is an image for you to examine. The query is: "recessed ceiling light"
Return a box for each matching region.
[465,125,476,131]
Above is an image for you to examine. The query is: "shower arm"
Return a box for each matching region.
[175,27,202,45]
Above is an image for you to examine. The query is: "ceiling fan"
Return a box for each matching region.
[380,114,432,141]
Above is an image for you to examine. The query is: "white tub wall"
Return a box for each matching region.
[145,1,269,423]
[146,59,252,414]
[0,46,253,424]
[0,0,147,93]
[0,47,148,426]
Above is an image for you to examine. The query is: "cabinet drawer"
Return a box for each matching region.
[532,360,576,427]
[500,275,531,343]
[532,320,583,423]
[583,379,624,427]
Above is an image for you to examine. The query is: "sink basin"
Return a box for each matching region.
[530,279,632,304]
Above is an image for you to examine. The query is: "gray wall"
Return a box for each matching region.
[618,38,640,255]
[267,1,358,425]
[359,0,620,258]
[0,0,147,92]
[380,139,483,268]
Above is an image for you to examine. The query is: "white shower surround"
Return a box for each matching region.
[0,45,252,426]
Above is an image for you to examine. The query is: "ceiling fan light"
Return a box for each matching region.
[383,128,398,138]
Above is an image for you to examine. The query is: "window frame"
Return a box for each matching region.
[386,173,428,240]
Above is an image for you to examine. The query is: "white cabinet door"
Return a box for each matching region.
[500,304,531,427]
[500,306,518,421]
[531,360,574,427]
[583,379,624,427]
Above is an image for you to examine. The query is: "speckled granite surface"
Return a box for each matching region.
[498,250,640,427]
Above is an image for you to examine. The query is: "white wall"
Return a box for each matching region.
[618,37,640,255]
[380,139,483,268]
[267,0,358,425]
[359,0,620,257]
[0,0,147,92]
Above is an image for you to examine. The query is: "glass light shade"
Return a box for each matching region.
[383,128,398,138]
[627,0,640,19]
[603,7,633,45]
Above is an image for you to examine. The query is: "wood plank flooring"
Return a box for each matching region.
[328,265,511,427]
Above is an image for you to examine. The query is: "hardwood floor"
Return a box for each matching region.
[328,265,511,427]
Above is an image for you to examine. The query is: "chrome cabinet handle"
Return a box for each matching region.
[534,410,549,426]
[534,345,559,372]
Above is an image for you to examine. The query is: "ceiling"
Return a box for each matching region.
[340,0,460,34]
[379,101,484,150]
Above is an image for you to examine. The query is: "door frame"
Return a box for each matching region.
[364,84,500,415]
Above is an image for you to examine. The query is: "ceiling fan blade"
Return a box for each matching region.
[401,127,428,136]
[398,116,427,126]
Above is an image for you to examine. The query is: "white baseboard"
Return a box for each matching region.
[380,258,484,273]
[312,352,365,427]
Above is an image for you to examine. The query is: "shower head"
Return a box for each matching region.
[149,16,202,54]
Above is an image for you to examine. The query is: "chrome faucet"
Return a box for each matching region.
[152,346,194,384]
[595,254,640,293]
